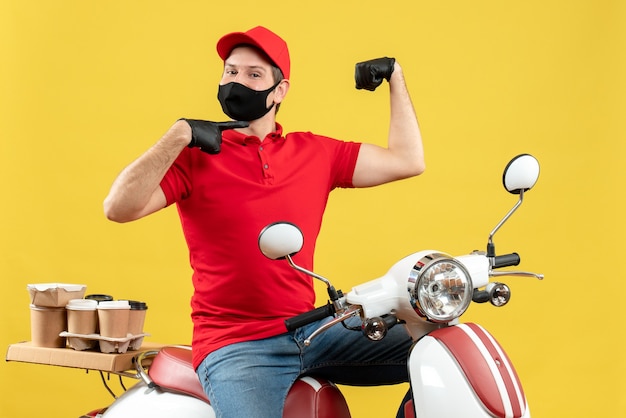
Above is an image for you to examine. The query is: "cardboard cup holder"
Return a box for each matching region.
[60,332,150,353]
[62,300,149,353]
[61,300,150,353]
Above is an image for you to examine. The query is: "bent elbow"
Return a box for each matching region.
[104,207,124,224]
[104,211,127,224]
[414,161,426,176]
[404,160,425,179]
[103,197,132,223]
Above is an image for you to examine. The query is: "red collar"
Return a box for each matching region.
[223,123,284,145]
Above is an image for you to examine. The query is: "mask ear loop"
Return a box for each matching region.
[268,79,282,95]
[254,80,282,111]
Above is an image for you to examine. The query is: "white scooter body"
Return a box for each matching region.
[409,323,529,418]
[99,323,529,418]
[101,381,215,418]
[97,324,529,418]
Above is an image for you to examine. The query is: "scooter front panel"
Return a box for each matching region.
[410,335,494,417]
[410,323,528,418]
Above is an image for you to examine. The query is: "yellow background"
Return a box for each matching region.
[1,1,624,417]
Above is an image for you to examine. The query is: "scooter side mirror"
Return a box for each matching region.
[488,153,540,258]
[502,154,540,195]
[258,222,304,260]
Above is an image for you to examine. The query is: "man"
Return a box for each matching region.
[104,26,424,418]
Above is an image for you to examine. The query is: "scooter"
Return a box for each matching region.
[84,153,542,418]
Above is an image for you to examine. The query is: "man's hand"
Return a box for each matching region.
[355,57,396,91]
[181,119,249,154]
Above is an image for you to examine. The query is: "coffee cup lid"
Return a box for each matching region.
[66,298,98,310]
[85,294,114,303]
[97,300,130,310]
[128,300,148,310]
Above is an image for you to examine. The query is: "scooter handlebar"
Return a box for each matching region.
[493,252,520,268]
[285,303,335,332]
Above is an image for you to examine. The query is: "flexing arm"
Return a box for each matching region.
[352,61,425,188]
[104,119,248,222]
[103,120,191,223]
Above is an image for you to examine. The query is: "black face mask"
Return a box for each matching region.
[217,81,280,121]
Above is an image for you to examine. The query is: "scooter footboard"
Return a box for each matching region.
[409,323,529,418]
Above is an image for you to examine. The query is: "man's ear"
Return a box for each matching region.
[274,79,290,104]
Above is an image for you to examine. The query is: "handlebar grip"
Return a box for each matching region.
[493,253,521,268]
[284,303,335,332]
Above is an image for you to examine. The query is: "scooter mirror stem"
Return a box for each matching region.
[286,255,335,293]
[487,189,525,259]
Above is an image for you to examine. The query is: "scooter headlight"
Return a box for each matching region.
[408,253,473,323]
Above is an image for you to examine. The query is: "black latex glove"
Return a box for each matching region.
[181,119,249,154]
[354,57,396,91]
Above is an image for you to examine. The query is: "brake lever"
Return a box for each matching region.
[490,270,544,280]
[303,305,361,346]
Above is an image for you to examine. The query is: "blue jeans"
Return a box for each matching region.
[196,317,413,418]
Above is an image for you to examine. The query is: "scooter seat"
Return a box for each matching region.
[149,346,208,401]
[148,346,351,418]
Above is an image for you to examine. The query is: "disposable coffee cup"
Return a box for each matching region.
[30,304,67,348]
[128,300,148,335]
[97,300,130,338]
[66,299,98,335]
[84,294,113,332]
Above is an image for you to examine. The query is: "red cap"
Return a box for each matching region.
[216,26,290,79]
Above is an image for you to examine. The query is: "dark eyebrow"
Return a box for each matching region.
[224,63,268,73]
